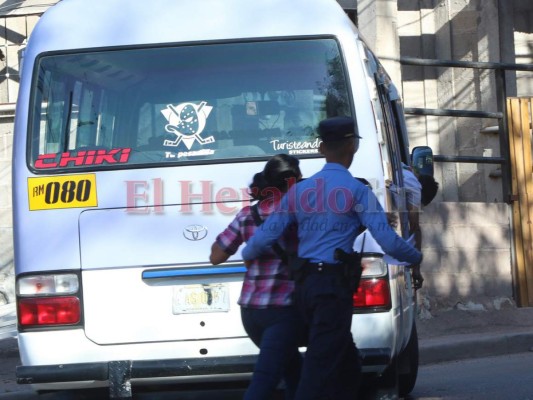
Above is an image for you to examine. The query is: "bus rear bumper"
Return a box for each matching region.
[17,348,391,396]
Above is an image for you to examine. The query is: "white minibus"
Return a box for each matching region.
[12,0,432,397]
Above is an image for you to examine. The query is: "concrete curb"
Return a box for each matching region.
[419,329,533,365]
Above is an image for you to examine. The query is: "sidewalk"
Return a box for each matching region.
[1,301,533,365]
[416,300,533,364]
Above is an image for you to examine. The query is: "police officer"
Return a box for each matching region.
[242,116,423,400]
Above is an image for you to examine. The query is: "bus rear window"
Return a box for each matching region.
[29,39,352,171]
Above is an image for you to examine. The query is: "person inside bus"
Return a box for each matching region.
[400,166,439,289]
[209,153,304,400]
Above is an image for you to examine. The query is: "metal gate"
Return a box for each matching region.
[507,98,533,307]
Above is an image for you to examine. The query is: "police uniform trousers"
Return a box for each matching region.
[294,266,362,400]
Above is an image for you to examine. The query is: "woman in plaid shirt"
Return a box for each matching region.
[210,154,304,400]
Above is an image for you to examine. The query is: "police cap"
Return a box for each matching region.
[318,116,361,142]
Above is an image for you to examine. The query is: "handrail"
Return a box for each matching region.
[404,107,503,119]
[401,57,533,72]
[433,155,505,164]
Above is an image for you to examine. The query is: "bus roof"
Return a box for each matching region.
[25,0,360,57]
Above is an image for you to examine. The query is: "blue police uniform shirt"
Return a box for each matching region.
[242,162,422,265]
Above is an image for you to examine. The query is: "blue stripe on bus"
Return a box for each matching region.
[142,265,246,279]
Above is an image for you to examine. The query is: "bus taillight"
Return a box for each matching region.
[18,296,81,326]
[353,278,391,309]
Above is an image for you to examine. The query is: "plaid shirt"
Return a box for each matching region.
[215,198,295,308]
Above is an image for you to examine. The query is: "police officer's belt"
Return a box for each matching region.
[305,262,344,273]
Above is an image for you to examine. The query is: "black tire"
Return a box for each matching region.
[378,356,398,389]
[369,357,399,399]
[398,321,419,397]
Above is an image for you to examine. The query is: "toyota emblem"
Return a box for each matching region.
[183,225,208,241]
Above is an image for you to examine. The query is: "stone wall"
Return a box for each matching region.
[515,30,533,95]
[0,12,39,304]
[396,0,533,204]
[364,0,529,308]
[418,202,512,310]
[514,0,533,93]
[0,108,14,305]
[398,0,505,204]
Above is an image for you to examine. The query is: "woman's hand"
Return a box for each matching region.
[209,242,230,265]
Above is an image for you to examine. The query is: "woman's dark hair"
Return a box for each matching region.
[249,154,301,201]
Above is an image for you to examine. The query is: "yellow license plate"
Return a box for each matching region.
[28,174,98,210]
[172,284,230,314]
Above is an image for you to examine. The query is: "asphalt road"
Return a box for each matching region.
[408,351,533,400]
[3,352,533,399]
